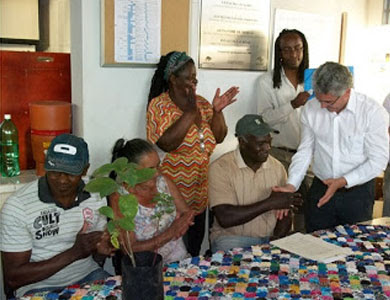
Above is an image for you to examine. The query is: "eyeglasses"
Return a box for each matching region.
[316,94,343,107]
[281,46,303,54]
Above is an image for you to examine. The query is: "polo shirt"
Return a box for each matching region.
[209,148,287,242]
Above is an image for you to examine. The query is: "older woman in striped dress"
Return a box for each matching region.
[146,51,239,256]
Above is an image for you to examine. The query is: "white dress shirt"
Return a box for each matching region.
[288,89,389,189]
[257,68,304,149]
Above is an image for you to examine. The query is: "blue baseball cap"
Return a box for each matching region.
[44,134,89,176]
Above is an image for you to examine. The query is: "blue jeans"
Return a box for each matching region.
[211,235,269,253]
[24,268,111,296]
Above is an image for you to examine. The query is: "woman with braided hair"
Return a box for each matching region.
[146,51,239,256]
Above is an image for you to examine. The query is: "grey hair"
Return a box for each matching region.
[313,62,353,97]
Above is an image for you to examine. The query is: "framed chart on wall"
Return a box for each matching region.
[101,0,190,67]
[199,0,271,71]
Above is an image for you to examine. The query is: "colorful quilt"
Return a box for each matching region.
[21,224,390,299]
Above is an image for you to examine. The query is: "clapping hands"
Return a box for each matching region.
[212,86,240,113]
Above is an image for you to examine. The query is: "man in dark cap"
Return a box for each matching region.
[208,115,302,253]
[0,134,114,298]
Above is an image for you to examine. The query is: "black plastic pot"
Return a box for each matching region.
[121,251,164,300]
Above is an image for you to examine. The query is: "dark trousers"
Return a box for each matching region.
[305,177,375,233]
[183,210,206,257]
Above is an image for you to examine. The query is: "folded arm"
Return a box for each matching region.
[155,111,197,152]
[257,77,295,125]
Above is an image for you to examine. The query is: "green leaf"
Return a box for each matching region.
[111,235,120,249]
[152,213,162,219]
[127,162,139,169]
[135,168,156,185]
[165,208,174,214]
[112,157,129,173]
[84,177,119,197]
[120,167,138,187]
[92,162,115,178]
[99,206,115,219]
[119,194,138,218]
[107,220,116,234]
[118,216,135,231]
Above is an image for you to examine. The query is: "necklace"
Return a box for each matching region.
[198,127,205,152]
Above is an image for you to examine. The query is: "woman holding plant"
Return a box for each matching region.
[108,138,195,271]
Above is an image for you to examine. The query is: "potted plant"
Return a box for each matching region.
[85,157,167,300]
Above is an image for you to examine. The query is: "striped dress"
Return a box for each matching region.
[147,92,216,212]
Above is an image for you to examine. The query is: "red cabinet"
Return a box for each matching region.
[0,51,71,170]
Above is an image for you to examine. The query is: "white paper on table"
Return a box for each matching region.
[271,232,353,264]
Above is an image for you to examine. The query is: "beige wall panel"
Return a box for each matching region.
[0,0,39,40]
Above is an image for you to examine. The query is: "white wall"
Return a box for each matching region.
[71,0,376,173]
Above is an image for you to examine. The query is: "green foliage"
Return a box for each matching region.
[119,194,138,218]
[85,177,119,198]
[99,206,114,220]
[106,219,116,234]
[110,230,120,249]
[118,216,135,231]
[85,157,175,255]
[85,157,155,251]
[152,192,175,221]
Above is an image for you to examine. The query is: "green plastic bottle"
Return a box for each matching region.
[0,114,20,177]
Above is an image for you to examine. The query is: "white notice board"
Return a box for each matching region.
[114,0,161,64]
[273,9,341,68]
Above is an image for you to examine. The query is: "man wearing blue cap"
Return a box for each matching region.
[208,115,302,253]
[0,134,114,298]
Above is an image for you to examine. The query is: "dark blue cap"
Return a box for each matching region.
[44,133,89,176]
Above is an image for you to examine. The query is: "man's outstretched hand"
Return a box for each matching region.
[272,184,300,220]
[317,177,347,207]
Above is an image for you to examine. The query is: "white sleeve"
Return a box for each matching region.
[287,106,314,189]
[0,196,32,252]
[383,93,390,114]
[257,75,294,126]
[94,195,108,231]
[344,106,389,188]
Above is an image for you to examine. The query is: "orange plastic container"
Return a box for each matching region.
[30,101,71,176]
